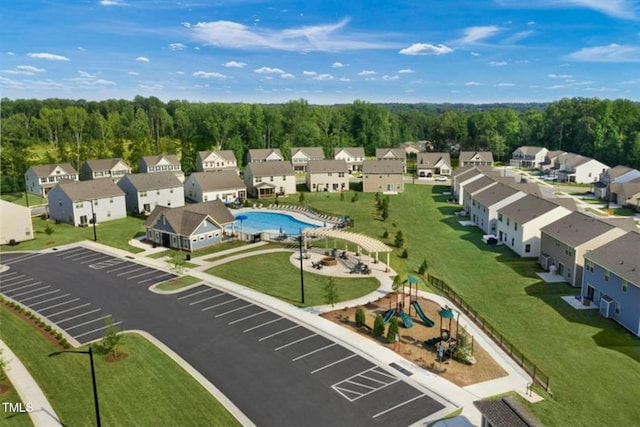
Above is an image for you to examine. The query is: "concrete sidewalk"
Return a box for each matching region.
[0,339,62,427]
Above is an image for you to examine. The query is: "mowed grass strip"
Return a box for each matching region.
[263,185,640,426]
[207,251,379,307]
[0,216,145,254]
[0,375,34,427]
[0,307,240,427]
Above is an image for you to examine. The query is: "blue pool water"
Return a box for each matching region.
[235,211,320,235]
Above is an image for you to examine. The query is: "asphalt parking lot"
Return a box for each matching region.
[1,246,452,426]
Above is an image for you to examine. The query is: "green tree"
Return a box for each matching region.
[351,192,359,203]
[324,278,339,309]
[355,307,366,327]
[373,314,385,337]
[418,258,428,275]
[394,230,404,248]
[100,315,124,357]
[298,192,305,204]
[401,249,408,259]
[386,316,399,343]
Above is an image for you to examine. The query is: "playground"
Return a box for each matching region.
[321,291,508,387]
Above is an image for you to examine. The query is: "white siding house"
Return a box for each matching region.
[468,183,528,235]
[185,171,247,204]
[117,172,185,214]
[48,180,126,226]
[555,155,608,184]
[196,150,238,172]
[0,201,34,245]
[290,147,325,172]
[244,162,296,199]
[25,163,79,196]
[334,147,365,172]
[139,154,185,182]
[247,149,284,163]
[510,146,549,168]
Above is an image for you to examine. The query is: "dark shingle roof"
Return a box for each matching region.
[473,183,520,207]
[540,212,620,247]
[189,170,246,191]
[246,161,294,177]
[307,160,348,173]
[248,148,283,161]
[497,194,563,223]
[474,397,544,427]
[585,231,640,285]
[120,172,182,191]
[463,175,496,195]
[144,200,235,236]
[28,163,77,177]
[54,180,125,201]
[362,159,404,174]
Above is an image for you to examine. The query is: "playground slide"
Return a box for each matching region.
[399,310,413,328]
[383,309,395,323]
[411,301,435,327]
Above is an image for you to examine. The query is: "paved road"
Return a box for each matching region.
[1,247,451,426]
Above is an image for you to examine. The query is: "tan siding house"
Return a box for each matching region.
[25,163,78,196]
[362,159,404,193]
[0,201,34,245]
[306,160,349,192]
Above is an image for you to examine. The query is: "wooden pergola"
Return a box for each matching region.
[302,228,393,272]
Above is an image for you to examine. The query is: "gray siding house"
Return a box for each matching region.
[48,180,126,226]
[139,154,185,182]
[290,147,325,172]
[80,158,131,183]
[184,170,247,203]
[117,172,185,214]
[25,163,79,196]
[144,200,236,251]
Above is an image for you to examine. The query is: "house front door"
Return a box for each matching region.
[162,233,171,248]
[586,284,595,301]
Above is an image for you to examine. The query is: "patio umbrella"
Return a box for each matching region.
[236,214,248,234]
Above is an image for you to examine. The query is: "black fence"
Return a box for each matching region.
[427,274,551,392]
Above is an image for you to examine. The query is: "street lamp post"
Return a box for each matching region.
[49,347,101,427]
[88,199,97,241]
[298,229,305,304]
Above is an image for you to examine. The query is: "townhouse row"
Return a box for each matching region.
[452,165,640,337]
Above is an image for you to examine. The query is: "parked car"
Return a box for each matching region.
[435,176,447,181]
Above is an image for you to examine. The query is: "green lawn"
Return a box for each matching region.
[0,216,145,254]
[207,251,380,307]
[146,240,252,259]
[0,192,47,207]
[0,307,240,427]
[154,275,202,291]
[265,185,640,426]
[0,375,34,427]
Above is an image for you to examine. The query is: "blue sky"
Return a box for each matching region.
[1,0,639,104]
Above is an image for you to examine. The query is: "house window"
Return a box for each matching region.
[207,234,213,239]
[525,244,531,253]
[170,189,173,193]
[256,177,262,182]
[157,190,160,195]
[270,176,274,182]
[498,213,503,222]
[338,172,345,178]
[615,302,620,314]
[604,270,610,281]
[511,238,514,246]
[192,238,197,242]
[514,222,518,231]
[94,200,98,206]
[199,236,205,241]
[282,176,287,180]
[110,198,113,203]
[622,281,628,292]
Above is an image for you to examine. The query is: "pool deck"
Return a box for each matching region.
[234,207,333,232]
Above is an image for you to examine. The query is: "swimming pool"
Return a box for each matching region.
[235,211,320,235]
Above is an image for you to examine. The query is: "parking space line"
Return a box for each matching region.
[126,270,158,279]
[360,372,396,386]
[243,317,283,333]
[0,271,20,278]
[7,285,49,299]
[292,343,337,362]
[228,309,268,325]
[74,322,122,339]
[189,293,224,306]
[351,381,398,402]
[65,317,107,331]
[1,277,33,288]
[106,264,136,273]
[57,309,102,324]
[344,379,376,391]
[21,289,60,303]
[117,266,147,276]
[310,354,357,374]
[214,304,253,318]
[36,297,77,312]
[275,334,317,351]
[47,303,91,318]
[80,255,111,264]
[55,247,84,257]
[2,280,41,292]
[64,252,96,261]
[2,253,44,265]
[177,288,214,300]
[258,325,300,341]
[29,294,73,308]
[147,273,174,282]
[201,298,239,311]
[372,394,425,419]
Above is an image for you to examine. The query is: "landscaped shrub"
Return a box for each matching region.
[418,258,428,275]
[394,230,404,248]
[355,307,366,327]
[340,192,345,201]
[401,249,408,259]
[44,224,54,235]
[351,192,359,203]
[373,314,385,337]
[382,230,389,238]
[386,317,399,344]
[44,324,52,332]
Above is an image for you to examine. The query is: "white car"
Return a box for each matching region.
[435,176,447,182]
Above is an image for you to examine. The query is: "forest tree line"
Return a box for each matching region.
[1,96,639,193]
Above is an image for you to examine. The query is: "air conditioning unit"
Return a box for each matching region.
[539,253,551,270]
[599,295,614,318]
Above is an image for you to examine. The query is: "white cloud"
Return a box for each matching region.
[398,69,414,73]
[313,73,333,81]
[190,18,395,52]
[471,52,481,56]
[169,43,187,51]
[182,22,191,28]
[281,73,296,79]
[358,70,377,76]
[489,61,508,66]
[254,67,285,74]
[382,74,399,81]
[27,52,69,61]
[136,56,150,62]
[3,65,46,75]
[193,71,227,79]
[7,52,15,56]
[224,61,246,68]
[128,71,140,75]
[339,77,351,82]
[303,71,317,76]
[494,82,515,87]
[100,0,127,5]
[331,62,344,68]
[77,46,86,51]
[66,70,116,87]
[566,44,640,62]
[399,43,453,55]
[138,83,163,91]
[458,26,501,44]
[548,73,573,79]
[465,81,482,86]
